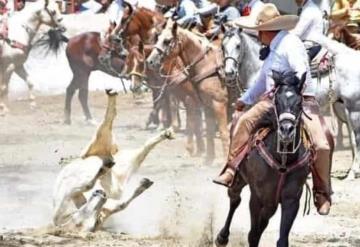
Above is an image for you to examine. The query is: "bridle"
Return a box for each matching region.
[222,31,245,92]
[272,87,303,155]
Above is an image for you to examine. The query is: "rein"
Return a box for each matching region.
[255,138,314,205]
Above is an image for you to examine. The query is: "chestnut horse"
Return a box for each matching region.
[147,20,229,163]
[127,43,205,157]
[63,7,164,124]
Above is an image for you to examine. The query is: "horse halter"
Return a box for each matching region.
[154,37,179,62]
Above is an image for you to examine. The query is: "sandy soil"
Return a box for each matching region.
[0,92,360,247]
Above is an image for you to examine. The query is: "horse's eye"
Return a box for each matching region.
[50,10,56,16]
[163,39,171,45]
[236,44,241,50]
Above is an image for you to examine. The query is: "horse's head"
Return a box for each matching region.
[35,0,63,29]
[127,42,147,95]
[221,26,243,81]
[147,19,180,70]
[273,70,306,152]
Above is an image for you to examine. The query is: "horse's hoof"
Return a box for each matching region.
[85,119,98,126]
[215,233,229,247]
[63,119,71,125]
[345,169,358,180]
[140,178,154,189]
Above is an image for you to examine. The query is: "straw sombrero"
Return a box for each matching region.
[232,3,299,31]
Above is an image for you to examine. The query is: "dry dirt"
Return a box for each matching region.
[0,92,359,247]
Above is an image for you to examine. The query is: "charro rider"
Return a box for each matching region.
[213,3,332,215]
[202,0,240,38]
[291,0,325,60]
[99,0,137,62]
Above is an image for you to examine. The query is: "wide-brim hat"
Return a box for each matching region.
[232,3,299,31]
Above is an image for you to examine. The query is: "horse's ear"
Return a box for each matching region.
[272,70,282,87]
[172,21,178,37]
[298,72,307,92]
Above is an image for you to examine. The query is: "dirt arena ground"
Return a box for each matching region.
[0,92,360,247]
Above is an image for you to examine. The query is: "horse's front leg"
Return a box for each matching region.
[277,197,301,247]
[248,194,277,247]
[0,64,13,116]
[344,108,360,179]
[215,177,246,247]
[204,106,216,165]
[14,65,36,107]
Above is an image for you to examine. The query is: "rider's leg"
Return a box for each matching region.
[213,99,273,187]
[303,97,332,215]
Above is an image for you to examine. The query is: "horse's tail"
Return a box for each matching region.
[33,28,68,56]
[314,35,354,56]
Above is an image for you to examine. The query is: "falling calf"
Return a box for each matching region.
[53,89,174,231]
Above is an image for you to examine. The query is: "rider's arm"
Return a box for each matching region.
[239,67,267,105]
[286,36,312,94]
[290,7,314,39]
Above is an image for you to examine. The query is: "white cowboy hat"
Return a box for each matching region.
[232,3,299,31]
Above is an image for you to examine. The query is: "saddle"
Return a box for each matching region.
[229,125,314,173]
[308,47,333,78]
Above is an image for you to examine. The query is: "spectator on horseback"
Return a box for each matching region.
[170,0,202,28]
[107,0,137,39]
[213,3,332,216]
[202,0,240,38]
[99,0,136,63]
[290,0,325,60]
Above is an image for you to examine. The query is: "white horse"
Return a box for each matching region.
[53,90,175,232]
[0,0,63,115]
[221,26,360,179]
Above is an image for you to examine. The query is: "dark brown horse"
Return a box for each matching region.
[215,72,311,247]
[63,7,164,124]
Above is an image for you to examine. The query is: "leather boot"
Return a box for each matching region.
[312,150,332,215]
[314,192,331,215]
[213,167,235,187]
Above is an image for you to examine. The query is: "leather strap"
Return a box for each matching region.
[256,140,313,204]
[190,65,220,84]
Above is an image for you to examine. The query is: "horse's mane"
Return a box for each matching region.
[178,28,214,49]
